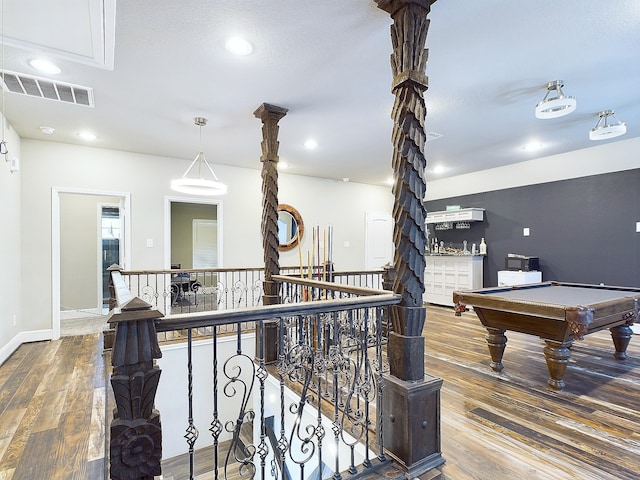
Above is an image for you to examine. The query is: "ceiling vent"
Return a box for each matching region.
[0,71,94,107]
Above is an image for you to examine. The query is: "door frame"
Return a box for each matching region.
[52,187,131,340]
[164,196,223,269]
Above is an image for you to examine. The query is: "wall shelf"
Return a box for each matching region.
[426,208,484,224]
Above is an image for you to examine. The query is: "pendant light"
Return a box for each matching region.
[170,117,227,196]
[589,110,627,141]
[535,80,576,119]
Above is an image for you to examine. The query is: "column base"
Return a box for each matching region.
[383,373,444,477]
[388,332,425,380]
[256,320,278,364]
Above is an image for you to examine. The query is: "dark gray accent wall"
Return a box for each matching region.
[425,169,640,288]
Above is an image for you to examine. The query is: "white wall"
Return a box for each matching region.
[157,333,256,459]
[0,115,22,364]
[16,139,392,340]
[12,134,635,359]
[425,136,640,200]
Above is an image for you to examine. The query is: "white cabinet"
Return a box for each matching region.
[497,270,542,286]
[424,255,484,306]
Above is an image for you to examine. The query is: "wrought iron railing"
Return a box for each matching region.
[116,266,384,315]
[107,269,400,480]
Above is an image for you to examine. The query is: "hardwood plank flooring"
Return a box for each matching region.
[0,334,107,480]
[0,306,639,479]
[428,305,640,480]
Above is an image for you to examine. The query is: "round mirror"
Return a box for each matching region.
[278,204,304,251]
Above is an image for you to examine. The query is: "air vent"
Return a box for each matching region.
[0,71,94,107]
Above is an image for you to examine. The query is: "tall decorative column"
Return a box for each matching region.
[375,0,444,476]
[254,102,288,363]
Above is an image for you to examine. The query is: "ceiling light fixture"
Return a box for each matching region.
[304,139,318,150]
[535,80,576,119]
[225,37,253,56]
[29,58,62,75]
[522,142,543,152]
[589,110,627,141]
[77,131,97,141]
[40,126,55,135]
[170,117,227,196]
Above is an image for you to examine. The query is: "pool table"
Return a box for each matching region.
[453,281,640,390]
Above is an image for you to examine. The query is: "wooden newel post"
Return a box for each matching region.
[376,0,444,476]
[108,296,164,480]
[255,102,288,364]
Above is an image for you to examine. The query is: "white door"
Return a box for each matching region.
[364,211,393,270]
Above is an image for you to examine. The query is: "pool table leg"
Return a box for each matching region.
[610,324,633,360]
[543,340,573,390]
[485,328,507,372]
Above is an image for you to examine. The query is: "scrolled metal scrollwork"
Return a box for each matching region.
[222,352,257,477]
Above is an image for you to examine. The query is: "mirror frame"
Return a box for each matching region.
[278,204,304,251]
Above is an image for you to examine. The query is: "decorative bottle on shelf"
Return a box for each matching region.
[479,237,487,255]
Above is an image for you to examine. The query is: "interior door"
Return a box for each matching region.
[364,211,393,270]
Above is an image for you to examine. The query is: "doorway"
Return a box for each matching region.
[166,197,222,269]
[52,188,130,339]
[100,204,122,310]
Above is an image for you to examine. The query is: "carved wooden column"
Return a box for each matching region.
[109,297,164,479]
[254,102,288,363]
[376,0,444,476]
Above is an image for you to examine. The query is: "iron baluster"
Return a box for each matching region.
[209,326,222,480]
[184,328,199,480]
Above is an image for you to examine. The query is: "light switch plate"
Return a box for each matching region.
[523,227,530,236]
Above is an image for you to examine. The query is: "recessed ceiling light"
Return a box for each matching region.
[39,126,55,135]
[29,58,61,75]
[77,131,97,141]
[225,37,253,56]
[304,139,318,150]
[432,165,446,174]
[385,177,394,186]
[278,161,289,170]
[522,142,543,152]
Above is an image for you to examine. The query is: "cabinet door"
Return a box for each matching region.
[455,260,472,289]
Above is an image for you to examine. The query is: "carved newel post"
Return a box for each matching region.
[109,297,164,479]
[376,0,444,476]
[254,102,288,363]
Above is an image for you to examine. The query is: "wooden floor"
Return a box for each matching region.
[1,306,639,479]
[0,335,107,480]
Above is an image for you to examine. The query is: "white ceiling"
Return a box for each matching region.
[2,0,639,186]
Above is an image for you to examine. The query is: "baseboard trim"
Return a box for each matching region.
[60,308,102,320]
[0,329,54,366]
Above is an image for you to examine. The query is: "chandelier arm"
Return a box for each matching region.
[180,154,202,178]
[201,157,221,181]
